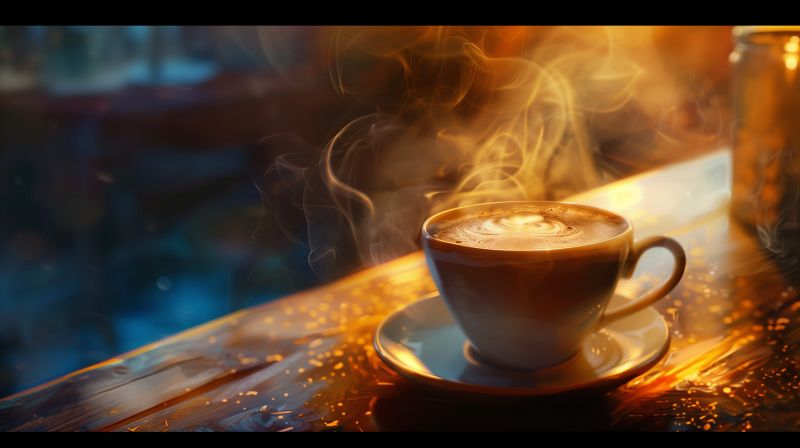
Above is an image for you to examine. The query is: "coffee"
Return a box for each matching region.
[423,201,685,370]
[432,204,627,250]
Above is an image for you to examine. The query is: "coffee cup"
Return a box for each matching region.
[421,201,686,371]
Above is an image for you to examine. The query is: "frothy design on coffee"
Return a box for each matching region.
[432,205,626,250]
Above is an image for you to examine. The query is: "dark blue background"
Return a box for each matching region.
[0,26,349,396]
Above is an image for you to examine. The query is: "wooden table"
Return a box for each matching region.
[3,149,798,431]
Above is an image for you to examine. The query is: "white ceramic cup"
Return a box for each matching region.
[422,201,686,371]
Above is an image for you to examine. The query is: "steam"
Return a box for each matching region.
[258,26,724,281]
[754,143,800,277]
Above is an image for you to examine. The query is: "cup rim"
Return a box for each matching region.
[421,200,632,253]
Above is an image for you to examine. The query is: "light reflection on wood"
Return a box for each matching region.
[5,149,800,431]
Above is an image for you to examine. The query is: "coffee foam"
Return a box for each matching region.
[432,205,626,250]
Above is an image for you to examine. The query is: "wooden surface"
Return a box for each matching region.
[4,149,800,431]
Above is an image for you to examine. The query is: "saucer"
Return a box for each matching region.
[374,294,670,395]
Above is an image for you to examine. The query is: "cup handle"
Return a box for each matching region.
[596,236,687,329]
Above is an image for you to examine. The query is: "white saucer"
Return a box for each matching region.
[374,294,670,395]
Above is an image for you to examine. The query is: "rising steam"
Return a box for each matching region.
[753,143,800,277]
[257,26,723,281]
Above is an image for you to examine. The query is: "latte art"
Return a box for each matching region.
[432,205,626,250]
[483,213,574,236]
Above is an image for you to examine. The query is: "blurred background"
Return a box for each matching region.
[0,26,735,397]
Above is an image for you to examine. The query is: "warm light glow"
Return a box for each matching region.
[729,51,740,63]
[784,36,800,53]
[784,53,798,70]
[391,346,434,375]
[609,185,643,209]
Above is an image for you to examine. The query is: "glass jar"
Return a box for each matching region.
[730,26,800,269]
